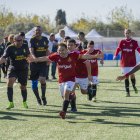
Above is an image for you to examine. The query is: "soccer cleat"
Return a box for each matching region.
[59,111,66,119]
[92,97,97,102]
[42,97,47,106]
[134,87,138,94]
[23,101,28,109]
[126,93,130,97]
[37,99,42,105]
[52,76,57,80]
[6,102,14,110]
[71,107,77,112]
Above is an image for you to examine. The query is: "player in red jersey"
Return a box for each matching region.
[67,39,93,112]
[83,41,104,101]
[28,43,102,119]
[113,29,140,97]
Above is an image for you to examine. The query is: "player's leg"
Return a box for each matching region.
[59,81,76,119]
[18,69,28,108]
[39,66,47,105]
[130,74,138,94]
[6,69,16,109]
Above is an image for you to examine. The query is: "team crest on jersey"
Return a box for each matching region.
[68,57,72,62]
[130,43,133,47]
[15,51,17,55]
[44,42,46,45]
[23,49,26,53]
[36,43,38,46]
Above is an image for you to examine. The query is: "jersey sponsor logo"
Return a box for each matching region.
[89,59,97,63]
[15,55,26,60]
[123,48,132,52]
[58,64,72,69]
[36,47,46,52]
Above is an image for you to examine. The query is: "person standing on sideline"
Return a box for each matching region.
[77,32,88,50]
[29,26,49,105]
[113,29,140,97]
[50,34,58,79]
[57,29,65,43]
[46,33,58,80]
[0,34,31,109]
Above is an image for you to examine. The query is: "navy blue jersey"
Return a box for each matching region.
[2,43,30,70]
[30,36,49,57]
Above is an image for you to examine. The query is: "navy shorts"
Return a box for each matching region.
[7,68,28,85]
[30,63,47,80]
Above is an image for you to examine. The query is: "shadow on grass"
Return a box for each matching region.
[67,118,140,127]
[0,111,60,120]
[0,115,26,121]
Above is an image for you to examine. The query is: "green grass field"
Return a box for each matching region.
[0,67,140,140]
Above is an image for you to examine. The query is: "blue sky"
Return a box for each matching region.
[1,0,140,23]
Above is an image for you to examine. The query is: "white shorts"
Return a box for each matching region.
[59,81,76,97]
[121,67,133,75]
[75,78,88,90]
[91,76,99,85]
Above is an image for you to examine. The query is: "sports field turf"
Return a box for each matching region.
[0,67,140,140]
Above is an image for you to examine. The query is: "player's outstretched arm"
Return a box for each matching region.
[27,56,48,63]
[81,52,103,60]
[116,63,140,81]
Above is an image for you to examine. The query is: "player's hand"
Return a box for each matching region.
[116,76,125,81]
[27,56,36,63]
[100,59,104,64]
[113,56,116,60]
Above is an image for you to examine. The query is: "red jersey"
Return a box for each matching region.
[75,50,88,78]
[48,52,79,83]
[115,39,139,67]
[83,49,101,76]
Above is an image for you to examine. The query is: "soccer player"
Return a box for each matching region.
[0,34,31,109]
[84,41,104,101]
[29,26,49,105]
[113,29,140,97]
[116,62,140,81]
[67,39,93,112]
[28,43,102,119]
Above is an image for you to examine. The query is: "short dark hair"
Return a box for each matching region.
[64,36,71,40]
[78,32,85,36]
[67,39,76,44]
[19,32,25,37]
[88,40,94,45]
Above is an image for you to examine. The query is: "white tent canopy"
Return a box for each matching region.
[55,26,77,39]
[25,27,48,39]
[85,29,103,40]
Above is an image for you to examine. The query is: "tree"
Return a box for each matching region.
[108,5,134,28]
[55,9,67,26]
